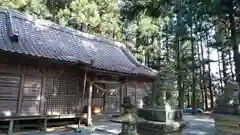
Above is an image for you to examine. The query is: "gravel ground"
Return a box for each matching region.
[23,115,216,135]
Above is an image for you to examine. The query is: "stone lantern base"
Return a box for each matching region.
[118,123,139,135]
[211,113,240,135]
[136,104,185,134]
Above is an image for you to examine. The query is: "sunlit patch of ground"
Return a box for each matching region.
[182,115,216,135]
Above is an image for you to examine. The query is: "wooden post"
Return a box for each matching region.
[78,70,87,127]
[40,75,47,131]
[87,81,93,126]
[8,120,14,135]
[76,79,80,114]
[17,71,25,115]
[103,84,106,112]
[40,76,46,115]
[124,83,128,96]
[120,83,124,114]
[43,118,47,131]
[135,82,137,107]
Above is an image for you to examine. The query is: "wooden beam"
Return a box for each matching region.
[87,81,93,126]
[92,80,120,84]
[91,82,109,92]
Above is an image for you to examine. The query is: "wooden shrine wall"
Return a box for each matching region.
[0,73,21,116]
[45,77,79,115]
[104,83,120,114]
[0,63,104,117]
[126,83,147,108]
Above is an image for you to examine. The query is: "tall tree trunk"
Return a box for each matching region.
[177,37,184,108]
[176,10,184,109]
[187,88,191,108]
[225,24,235,79]
[190,11,196,114]
[228,49,235,78]
[197,38,205,109]
[221,50,228,84]
[217,51,224,92]
[200,36,209,110]
[207,42,214,110]
[216,15,224,93]
[229,2,240,108]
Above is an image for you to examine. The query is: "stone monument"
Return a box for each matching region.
[110,96,138,135]
[136,77,185,135]
[212,79,240,135]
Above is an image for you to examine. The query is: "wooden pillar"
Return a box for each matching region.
[120,83,124,113]
[135,82,137,106]
[78,70,87,128]
[15,69,25,132]
[40,76,46,115]
[76,79,80,114]
[87,81,93,126]
[8,120,14,135]
[40,75,47,131]
[124,83,128,96]
[17,72,25,115]
[103,84,106,112]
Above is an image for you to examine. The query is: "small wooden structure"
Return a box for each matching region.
[0,8,157,134]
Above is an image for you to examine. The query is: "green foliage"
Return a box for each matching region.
[0,0,121,38]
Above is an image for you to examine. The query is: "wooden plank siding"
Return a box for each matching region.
[0,73,21,116]
[0,63,105,118]
[21,75,42,116]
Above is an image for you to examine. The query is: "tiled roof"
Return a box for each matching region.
[0,7,157,77]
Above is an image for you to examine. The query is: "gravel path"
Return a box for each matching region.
[24,115,216,135]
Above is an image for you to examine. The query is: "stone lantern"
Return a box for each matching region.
[137,75,185,134]
[212,79,240,135]
[110,96,138,135]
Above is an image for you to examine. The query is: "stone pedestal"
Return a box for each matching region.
[110,96,139,135]
[137,104,185,134]
[211,114,240,135]
[120,123,138,135]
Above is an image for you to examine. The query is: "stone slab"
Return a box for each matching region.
[211,114,240,135]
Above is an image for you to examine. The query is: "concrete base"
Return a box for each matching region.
[137,118,185,134]
[137,105,183,123]
[211,114,240,135]
[137,105,185,135]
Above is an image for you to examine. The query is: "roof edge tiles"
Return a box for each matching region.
[0,7,124,49]
[0,7,158,77]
